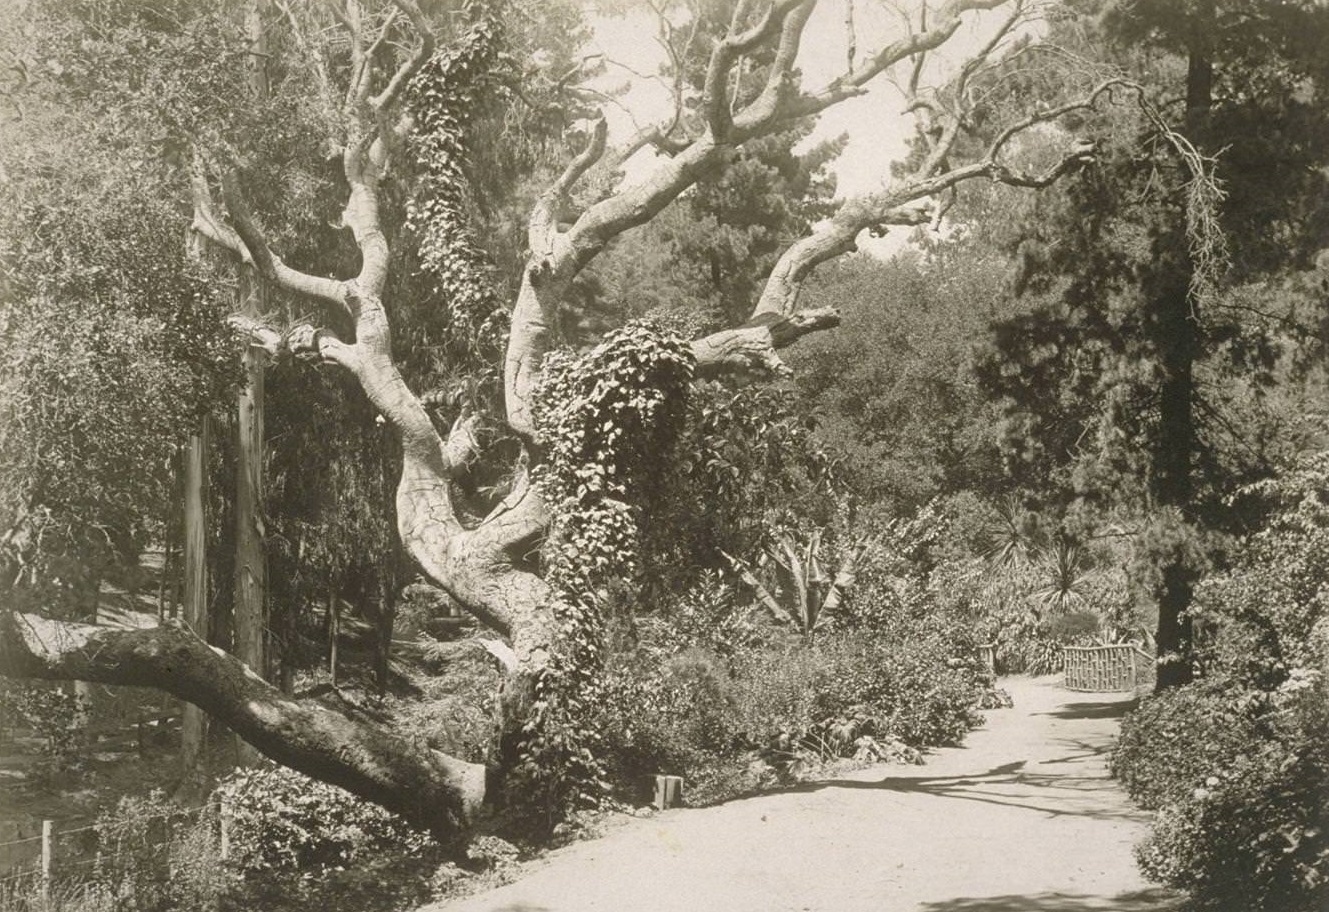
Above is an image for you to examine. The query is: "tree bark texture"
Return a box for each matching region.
[0,611,484,838]
[180,419,211,785]
[1153,0,1214,692]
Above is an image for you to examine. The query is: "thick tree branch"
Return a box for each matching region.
[227,314,284,358]
[287,322,362,372]
[756,202,931,316]
[691,307,842,377]
[197,166,349,313]
[729,0,816,134]
[0,612,484,838]
[190,159,253,266]
[703,0,809,138]
[528,117,609,269]
[370,0,433,112]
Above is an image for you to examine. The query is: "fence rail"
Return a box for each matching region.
[0,805,226,902]
[1063,644,1155,693]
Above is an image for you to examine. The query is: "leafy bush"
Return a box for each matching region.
[215,766,430,875]
[596,648,746,803]
[596,625,987,806]
[91,792,231,912]
[1131,675,1329,911]
[213,766,446,912]
[0,682,88,780]
[1112,455,1329,911]
[789,631,984,748]
[1112,679,1265,811]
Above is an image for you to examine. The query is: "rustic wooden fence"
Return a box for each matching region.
[1063,644,1155,692]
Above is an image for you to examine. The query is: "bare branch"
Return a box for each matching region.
[954,0,1026,99]
[704,0,809,138]
[370,0,434,112]
[753,73,1128,319]
[227,313,284,358]
[287,322,362,372]
[692,307,843,378]
[783,0,1013,126]
[844,0,856,73]
[987,78,1130,159]
[730,0,816,134]
[334,0,371,113]
[527,117,608,265]
[215,168,350,312]
[190,160,253,266]
[756,201,932,316]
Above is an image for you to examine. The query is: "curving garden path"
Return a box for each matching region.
[427,676,1185,912]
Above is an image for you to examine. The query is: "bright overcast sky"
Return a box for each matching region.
[585,1,1038,201]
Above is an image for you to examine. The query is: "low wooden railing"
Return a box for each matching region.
[1063,644,1155,692]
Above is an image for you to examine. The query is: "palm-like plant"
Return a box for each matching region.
[1031,533,1093,613]
[727,530,868,642]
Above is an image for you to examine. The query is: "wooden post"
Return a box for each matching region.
[329,593,339,688]
[40,820,51,904]
[653,775,683,810]
[219,800,231,862]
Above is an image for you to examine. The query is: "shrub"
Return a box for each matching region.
[1131,676,1329,911]
[596,648,744,804]
[799,631,984,748]
[215,766,430,876]
[1114,455,1329,911]
[72,791,228,912]
[0,681,88,780]
[1112,679,1265,811]
[595,625,988,806]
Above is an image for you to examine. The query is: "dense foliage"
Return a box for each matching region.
[593,504,994,807]
[517,319,696,826]
[1113,454,1329,911]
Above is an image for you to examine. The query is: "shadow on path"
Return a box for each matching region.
[917,888,1186,911]
[1037,700,1136,721]
[782,757,1143,822]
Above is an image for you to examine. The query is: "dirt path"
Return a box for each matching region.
[429,676,1184,912]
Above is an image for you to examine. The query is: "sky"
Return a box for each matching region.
[582,1,1038,253]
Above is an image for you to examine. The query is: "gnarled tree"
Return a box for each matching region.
[1,0,1145,838]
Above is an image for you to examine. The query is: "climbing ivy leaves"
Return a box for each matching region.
[405,4,511,388]
[513,320,695,826]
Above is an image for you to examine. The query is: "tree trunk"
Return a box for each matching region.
[234,270,268,761]
[233,0,272,759]
[0,612,484,839]
[180,419,211,787]
[374,572,395,693]
[1153,0,1213,692]
[328,591,339,688]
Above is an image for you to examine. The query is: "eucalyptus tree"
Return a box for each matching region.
[2,0,1160,837]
